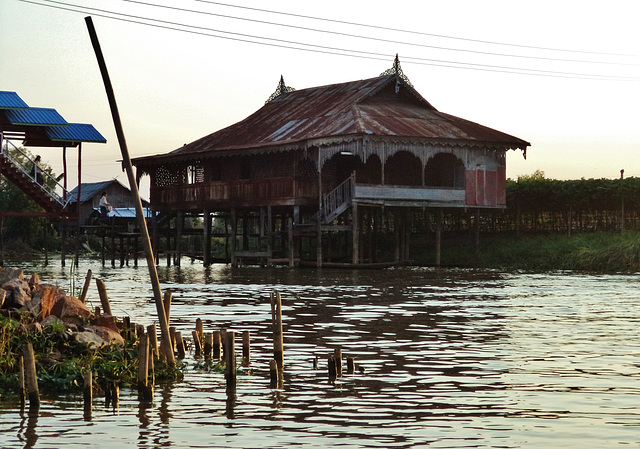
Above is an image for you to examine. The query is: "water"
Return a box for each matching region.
[1,259,639,448]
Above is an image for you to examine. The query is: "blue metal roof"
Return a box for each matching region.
[0,91,29,109]
[46,123,106,143]
[4,107,68,126]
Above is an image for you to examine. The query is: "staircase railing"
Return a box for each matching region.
[1,133,71,208]
[321,171,355,224]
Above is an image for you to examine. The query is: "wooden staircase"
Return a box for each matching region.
[0,143,70,215]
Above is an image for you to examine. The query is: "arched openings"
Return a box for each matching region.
[384,151,421,186]
[424,153,465,188]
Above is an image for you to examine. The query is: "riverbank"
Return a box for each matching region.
[413,230,640,272]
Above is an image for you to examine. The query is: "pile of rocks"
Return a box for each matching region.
[0,267,124,347]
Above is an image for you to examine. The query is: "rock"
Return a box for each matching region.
[0,267,23,286]
[42,315,64,328]
[93,314,119,332]
[75,331,106,349]
[28,273,40,290]
[86,325,125,346]
[75,325,124,348]
[50,296,92,324]
[1,278,32,308]
[28,284,66,320]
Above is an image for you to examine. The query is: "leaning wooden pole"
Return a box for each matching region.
[85,16,174,367]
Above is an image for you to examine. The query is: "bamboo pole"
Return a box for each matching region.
[79,269,92,304]
[242,330,250,367]
[83,371,92,421]
[225,331,236,390]
[334,348,342,377]
[85,16,174,367]
[204,332,213,359]
[95,279,112,315]
[347,357,355,375]
[192,330,202,357]
[269,359,279,389]
[23,343,39,409]
[213,330,221,360]
[19,355,25,407]
[147,323,158,358]
[176,331,186,359]
[271,292,284,372]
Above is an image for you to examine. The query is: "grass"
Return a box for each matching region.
[411,230,640,272]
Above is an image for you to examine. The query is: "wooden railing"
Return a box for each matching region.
[322,172,355,223]
[152,177,316,210]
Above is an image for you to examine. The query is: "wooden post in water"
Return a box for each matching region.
[213,330,221,361]
[242,330,250,367]
[334,348,342,377]
[271,292,284,373]
[23,343,39,409]
[269,359,279,389]
[79,269,92,304]
[147,323,158,358]
[327,356,337,382]
[83,371,92,421]
[19,356,26,407]
[347,357,355,375]
[137,332,153,401]
[195,318,203,342]
[176,331,186,359]
[169,327,177,354]
[86,16,175,367]
[225,331,236,390]
[204,332,213,359]
[435,208,443,267]
[95,279,112,315]
[192,331,202,357]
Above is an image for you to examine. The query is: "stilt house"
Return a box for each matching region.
[132,58,529,267]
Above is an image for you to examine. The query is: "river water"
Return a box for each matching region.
[1,258,639,448]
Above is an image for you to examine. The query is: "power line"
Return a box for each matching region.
[115,0,638,67]
[17,0,640,81]
[193,0,640,59]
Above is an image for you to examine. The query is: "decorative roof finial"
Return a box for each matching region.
[266,75,296,104]
[380,54,414,91]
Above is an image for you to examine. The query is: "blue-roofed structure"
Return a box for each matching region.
[46,123,106,144]
[0,90,107,219]
[0,91,29,109]
[4,107,68,127]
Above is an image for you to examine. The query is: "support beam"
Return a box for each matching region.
[203,209,211,265]
[435,208,443,267]
[352,202,359,265]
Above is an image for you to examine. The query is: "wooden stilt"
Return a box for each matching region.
[435,208,443,267]
[19,356,26,407]
[176,331,186,359]
[347,356,355,375]
[147,323,158,358]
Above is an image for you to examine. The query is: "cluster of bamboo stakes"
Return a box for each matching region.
[18,282,360,417]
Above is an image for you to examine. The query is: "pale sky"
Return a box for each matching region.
[2,0,639,198]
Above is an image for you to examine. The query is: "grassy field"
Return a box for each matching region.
[411,231,640,273]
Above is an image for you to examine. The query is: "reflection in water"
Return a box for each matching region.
[1,260,639,448]
[18,407,38,449]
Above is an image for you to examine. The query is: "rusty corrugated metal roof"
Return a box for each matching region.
[134,74,529,165]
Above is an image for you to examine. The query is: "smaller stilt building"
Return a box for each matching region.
[132,57,530,267]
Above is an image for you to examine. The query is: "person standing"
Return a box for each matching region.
[33,155,43,184]
[99,191,112,218]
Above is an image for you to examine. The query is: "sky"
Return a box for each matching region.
[1,0,639,198]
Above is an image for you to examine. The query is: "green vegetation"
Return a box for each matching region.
[0,312,183,399]
[412,231,640,272]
